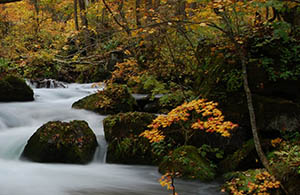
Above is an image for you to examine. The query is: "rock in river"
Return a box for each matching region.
[21,120,98,164]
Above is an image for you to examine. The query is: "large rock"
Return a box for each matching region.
[218,139,262,173]
[0,75,34,102]
[103,112,155,142]
[221,93,300,138]
[21,120,98,164]
[159,145,216,181]
[103,112,157,164]
[72,84,137,115]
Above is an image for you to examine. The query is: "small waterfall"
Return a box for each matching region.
[26,79,67,89]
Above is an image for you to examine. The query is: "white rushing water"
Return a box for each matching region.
[0,83,223,195]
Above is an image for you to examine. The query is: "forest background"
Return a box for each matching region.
[1,0,300,194]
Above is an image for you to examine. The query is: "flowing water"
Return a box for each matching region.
[0,83,223,195]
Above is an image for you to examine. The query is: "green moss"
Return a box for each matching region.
[159,145,216,181]
[0,75,34,102]
[218,139,258,173]
[106,136,156,164]
[72,93,99,112]
[103,112,157,164]
[103,112,155,142]
[72,84,137,115]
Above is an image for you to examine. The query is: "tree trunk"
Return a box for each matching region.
[74,0,79,30]
[135,0,141,27]
[176,0,186,17]
[145,0,152,9]
[154,0,160,9]
[239,48,271,172]
[78,0,88,28]
[32,0,40,34]
[117,0,128,27]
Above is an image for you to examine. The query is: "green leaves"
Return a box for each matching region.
[272,21,291,42]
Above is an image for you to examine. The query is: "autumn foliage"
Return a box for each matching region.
[141,99,238,143]
[223,169,281,195]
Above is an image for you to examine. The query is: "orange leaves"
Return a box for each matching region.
[109,58,144,85]
[141,99,238,143]
[159,173,173,189]
[271,138,282,147]
[159,172,178,194]
[224,169,280,195]
[140,129,165,143]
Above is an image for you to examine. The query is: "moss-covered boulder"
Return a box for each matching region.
[0,75,34,102]
[218,139,262,173]
[103,112,155,141]
[159,145,216,181]
[21,120,98,164]
[103,112,157,164]
[72,84,137,115]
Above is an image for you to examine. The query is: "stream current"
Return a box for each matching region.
[0,83,223,195]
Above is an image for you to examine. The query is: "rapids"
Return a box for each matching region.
[0,83,223,195]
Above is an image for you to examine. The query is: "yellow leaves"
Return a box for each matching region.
[225,169,280,195]
[159,173,172,189]
[140,129,165,143]
[199,23,207,27]
[159,172,179,194]
[141,99,238,143]
[271,138,282,147]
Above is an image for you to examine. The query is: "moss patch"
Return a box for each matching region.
[159,145,216,181]
[218,139,261,173]
[103,112,155,141]
[72,84,137,115]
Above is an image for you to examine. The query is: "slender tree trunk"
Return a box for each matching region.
[117,0,129,27]
[154,0,160,9]
[74,0,79,30]
[176,0,186,17]
[78,0,88,28]
[238,47,288,194]
[145,0,152,9]
[135,0,141,27]
[238,48,271,171]
[32,0,40,35]
[215,12,271,171]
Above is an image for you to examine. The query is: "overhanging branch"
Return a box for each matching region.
[0,0,22,4]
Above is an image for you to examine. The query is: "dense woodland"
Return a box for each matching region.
[1,0,300,194]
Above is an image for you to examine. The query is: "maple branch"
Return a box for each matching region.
[0,0,21,4]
